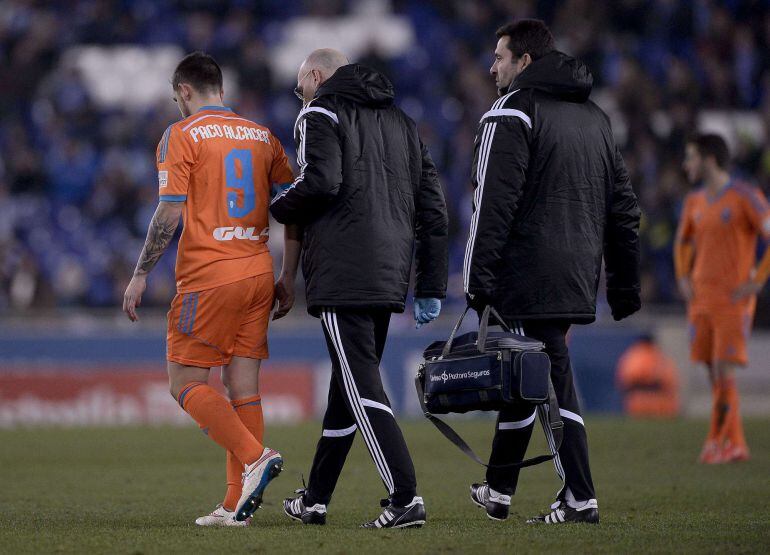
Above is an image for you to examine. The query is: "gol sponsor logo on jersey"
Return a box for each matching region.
[212,226,269,242]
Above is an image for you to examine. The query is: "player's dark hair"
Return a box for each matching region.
[172,51,223,93]
[689,133,730,169]
[496,19,555,61]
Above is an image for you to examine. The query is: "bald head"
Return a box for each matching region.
[296,48,349,104]
[304,48,349,77]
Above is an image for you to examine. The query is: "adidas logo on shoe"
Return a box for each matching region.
[283,489,327,525]
[527,499,599,524]
[361,496,426,529]
[470,483,510,521]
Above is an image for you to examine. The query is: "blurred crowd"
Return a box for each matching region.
[2,0,770,315]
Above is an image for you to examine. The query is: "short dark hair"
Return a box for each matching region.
[496,19,555,61]
[689,133,730,169]
[172,51,223,93]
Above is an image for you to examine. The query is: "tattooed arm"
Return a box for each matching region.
[123,201,184,321]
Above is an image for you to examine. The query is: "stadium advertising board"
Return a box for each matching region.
[0,365,314,428]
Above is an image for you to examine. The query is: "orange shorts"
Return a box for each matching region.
[166,273,274,368]
[688,310,754,366]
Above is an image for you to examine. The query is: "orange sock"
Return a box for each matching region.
[223,453,243,512]
[719,376,747,448]
[223,395,264,511]
[178,382,263,466]
[706,379,724,442]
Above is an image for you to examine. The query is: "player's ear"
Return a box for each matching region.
[179,83,193,101]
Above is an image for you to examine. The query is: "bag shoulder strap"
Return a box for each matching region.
[441,305,512,358]
[415,367,563,469]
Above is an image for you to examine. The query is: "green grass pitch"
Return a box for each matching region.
[1,418,768,554]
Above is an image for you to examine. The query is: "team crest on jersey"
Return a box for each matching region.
[721,207,731,223]
[158,171,168,188]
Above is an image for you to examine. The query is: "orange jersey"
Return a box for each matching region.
[157,106,294,293]
[616,342,679,417]
[677,181,770,313]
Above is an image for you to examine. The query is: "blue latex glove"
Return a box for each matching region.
[414,297,441,329]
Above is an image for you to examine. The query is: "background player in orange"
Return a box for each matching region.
[122,52,297,524]
[674,133,770,464]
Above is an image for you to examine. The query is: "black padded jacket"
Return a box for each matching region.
[270,64,449,316]
[463,51,641,323]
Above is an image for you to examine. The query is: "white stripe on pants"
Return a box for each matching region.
[321,309,395,494]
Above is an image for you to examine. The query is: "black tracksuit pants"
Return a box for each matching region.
[304,307,417,507]
[486,319,596,502]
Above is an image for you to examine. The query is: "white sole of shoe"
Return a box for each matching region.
[194,516,248,527]
[392,519,425,529]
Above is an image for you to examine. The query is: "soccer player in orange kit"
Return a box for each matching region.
[122,52,300,524]
[675,133,770,464]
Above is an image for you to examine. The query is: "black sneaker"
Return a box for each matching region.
[361,496,426,529]
[470,483,510,521]
[527,500,599,524]
[283,489,327,525]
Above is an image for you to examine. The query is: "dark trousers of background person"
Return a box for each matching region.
[303,307,418,507]
[486,319,596,502]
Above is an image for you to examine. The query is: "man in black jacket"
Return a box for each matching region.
[464,21,641,524]
[271,49,448,529]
